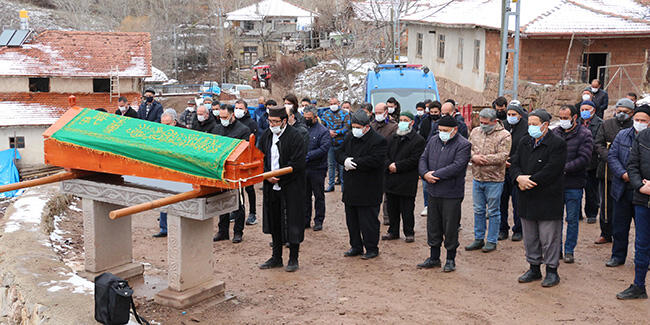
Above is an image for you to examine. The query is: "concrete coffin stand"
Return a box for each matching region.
[61,176,239,309]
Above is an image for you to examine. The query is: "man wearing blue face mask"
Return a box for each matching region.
[580,100,603,225]
[593,98,635,245]
[382,112,425,243]
[553,105,593,264]
[511,109,567,288]
[417,116,471,272]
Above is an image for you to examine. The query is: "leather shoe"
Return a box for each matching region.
[361,251,379,260]
[498,231,508,241]
[381,233,399,240]
[152,232,167,238]
[605,257,624,267]
[482,242,497,253]
[541,272,560,287]
[285,259,299,272]
[232,233,243,243]
[586,217,597,224]
[313,224,323,231]
[443,259,456,272]
[465,239,484,251]
[511,232,523,241]
[404,236,414,243]
[518,268,542,283]
[417,258,441,269]
[616,284,648,300]
[594,236,611,244]
[259,257,283,269]
[344,248,363,257]
[324,186,334,193]
[213,233,229,242]
[564,253,574,264]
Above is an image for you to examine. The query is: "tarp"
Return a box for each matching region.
[0,148,22,198]
[50,109,242,180]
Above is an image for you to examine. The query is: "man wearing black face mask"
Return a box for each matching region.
[593,98,636,245]
[303,106,330,230]
[138,88,164,122]
[493,96,508,122]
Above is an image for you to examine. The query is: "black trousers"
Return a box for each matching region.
[584,169,600,219]
[386,193,415,237]
[269,189,284,257]
[599,179,613,239]
[218,190,244,237]
[612,188,635,262]
[305,169,326,226]
[427,196,462,260]
[345,204,380,254]
[245,185,256,215]
[500,170,522,234]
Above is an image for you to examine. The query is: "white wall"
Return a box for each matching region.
[0,126,48,169]
[0,77,141,93]
[407,24,486,92]
[0,77,29,92]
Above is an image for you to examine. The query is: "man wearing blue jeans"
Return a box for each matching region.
[321,97,350,192]
[553,105,593,264]
[465,108,511,253]
[153,212,167,237]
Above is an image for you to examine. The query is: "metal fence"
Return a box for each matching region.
[148,84,203,96]
[598,63,647,101]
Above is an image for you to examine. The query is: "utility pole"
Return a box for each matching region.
[498,0,521,100]
[391,0,401,63]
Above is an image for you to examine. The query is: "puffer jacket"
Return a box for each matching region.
[469,121,511,182]
[580,116,603,171]
[595,117,633,179]
[627,128,650,207]
[552,123,593,189]
[608,127,635,201]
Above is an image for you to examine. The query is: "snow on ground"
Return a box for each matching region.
[294,58,375,103]
[638,93,650,106]
[42,272,94,295]
[2,190,48,233]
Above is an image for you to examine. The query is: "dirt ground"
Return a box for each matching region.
[51,177,649,325]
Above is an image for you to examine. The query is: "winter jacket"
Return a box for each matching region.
[580,116,603,171]
[595,117,633,179]
[114,106,138,118]
[510,131,567,221]
[370,118,398,139]
[211,119,250,140]
[503,115,529,159]
[191,114,217,134]
[237,112,258,137]
[138,100,164,122]
[469,121,511,182]
[385,129,426,197]
[305,121,331,170]
[592,88,609,118]
[608,127,635,201]
[418,133,471,199]
[257,111,269,143]
[291,119,309,151]
[454,113,469,138]
[417,114,433,140]
[321,108,350,146]
[552,124,593,189]
[626,128,650,207]
[178,109,197,127]
[335,128,388,206]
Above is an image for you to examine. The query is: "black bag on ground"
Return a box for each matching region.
[94,272,149,325]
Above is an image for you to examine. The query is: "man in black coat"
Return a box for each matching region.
[303,106,331,230]
[579,100,604,224]
[234,99,260,226]
[499,102,528,241]
[590,79,609,118]
[257,107,307,272]
[382,112,425,243]
[137,88,164,122]
[336,110,388,260]
[511,109,567,288]
[191,104,217,133]
[115,96,138,118]
[212,104,254,244]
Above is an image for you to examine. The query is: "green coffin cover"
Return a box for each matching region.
[50,108,242,180]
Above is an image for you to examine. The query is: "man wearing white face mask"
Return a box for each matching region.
[386,97,401,121]
[114,96,138,118]
[178,98,197,127]
[191,104,217,133]
[417,115,471,271]
[590,79,609,119]
[336,110,387,260]
[370,102,398,225]
[322,96,350,192]
[233,99,260,226]
[553,105,594,264]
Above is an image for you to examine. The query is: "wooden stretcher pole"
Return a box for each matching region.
[261,167,293,179]
[0,170,89,194]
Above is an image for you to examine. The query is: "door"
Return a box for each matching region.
[582,52,608,83]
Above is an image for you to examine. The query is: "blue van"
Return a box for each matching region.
[364,64,440,114]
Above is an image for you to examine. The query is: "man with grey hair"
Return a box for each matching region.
[466,108,511,253]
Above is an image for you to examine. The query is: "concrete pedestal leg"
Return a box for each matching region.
[80,198,143,280]
[154,215,224,308]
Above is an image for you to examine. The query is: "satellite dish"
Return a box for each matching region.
[223,21,231,28]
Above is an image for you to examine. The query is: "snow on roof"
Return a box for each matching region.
[0,30,152,77]
[144,66,169,83]
[226,0,316,21]
[400,0,650,36]
[0,101,66,127]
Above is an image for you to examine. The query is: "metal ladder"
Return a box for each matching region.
[498,0,521,100]
[109,65,120,103]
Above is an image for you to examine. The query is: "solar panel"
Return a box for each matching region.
[0,29,16,47]
[7,29,30,47]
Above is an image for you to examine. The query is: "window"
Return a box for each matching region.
[242,46,258,65]
[28,78,49,92]
[416,33,423,58]
[437,34,445,60]
[93,78,110,93]
[9,136,25,149]
[473,40,481,70]
[243,21,254,31]
[457,38,464,68]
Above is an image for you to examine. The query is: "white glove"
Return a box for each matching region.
[344,157,357,171]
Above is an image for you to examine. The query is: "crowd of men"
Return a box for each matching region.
[112,81,648,299]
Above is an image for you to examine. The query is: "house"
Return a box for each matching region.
[0,30,151,169]
[226,0,318,65]
[402,0,650,98]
